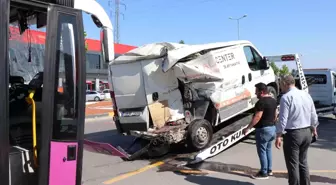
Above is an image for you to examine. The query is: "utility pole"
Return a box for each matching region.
[229,14,247,40]
[115,0,119,43]
[108,0,126,43]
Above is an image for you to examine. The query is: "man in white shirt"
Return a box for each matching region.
[275,74,319,185]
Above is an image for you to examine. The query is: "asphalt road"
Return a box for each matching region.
[82,116,336,185]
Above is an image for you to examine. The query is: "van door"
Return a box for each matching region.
[110,61,150,132]
[38,5,86,185]
[212,46,252,123]
[242,46,266,103]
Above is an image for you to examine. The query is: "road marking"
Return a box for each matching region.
[103,161,165,184]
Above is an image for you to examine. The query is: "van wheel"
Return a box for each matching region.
[267,86,277,99]
[94,96,100,101]
[187,119,213,151]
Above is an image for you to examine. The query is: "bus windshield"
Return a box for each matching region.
[9,26,45,84]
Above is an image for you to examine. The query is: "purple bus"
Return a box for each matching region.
[0,0,88,185]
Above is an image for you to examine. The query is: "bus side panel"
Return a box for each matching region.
[49,141,78,185]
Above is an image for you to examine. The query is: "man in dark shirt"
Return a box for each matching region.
[243,82,278,179]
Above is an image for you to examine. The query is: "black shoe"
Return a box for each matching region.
[252,171,269,179]
[268,170,273,176]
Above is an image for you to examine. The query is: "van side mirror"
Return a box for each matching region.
[260,57,270,70]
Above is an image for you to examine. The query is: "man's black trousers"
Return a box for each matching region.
[283,127,312,185]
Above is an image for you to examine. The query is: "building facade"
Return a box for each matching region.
[84,38,136,91]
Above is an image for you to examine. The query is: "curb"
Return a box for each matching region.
[85,112,114,119]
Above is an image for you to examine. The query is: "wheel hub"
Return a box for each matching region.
[196,127,208,143]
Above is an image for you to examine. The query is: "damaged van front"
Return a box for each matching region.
[108,43,186,142]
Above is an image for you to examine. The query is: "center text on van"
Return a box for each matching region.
[215,53,235,64]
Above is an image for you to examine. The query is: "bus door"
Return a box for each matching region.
[38,4,86,185]
[0,0,10,184]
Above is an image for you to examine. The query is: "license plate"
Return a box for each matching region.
[122,111,141,117]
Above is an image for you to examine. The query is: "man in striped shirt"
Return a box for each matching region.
[275,74,319,185]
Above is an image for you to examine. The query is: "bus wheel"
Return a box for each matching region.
[187,119,213,151]
[267,86,277,99]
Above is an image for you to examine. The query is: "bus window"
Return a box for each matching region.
[52,14,79,141]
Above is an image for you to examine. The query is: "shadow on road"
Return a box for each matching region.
[270,172,336,184]
[183,175,255,185]
[309,118,336,152]
[158,161,336,184]
[177,161,336,184]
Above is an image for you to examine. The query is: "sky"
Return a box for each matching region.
[83,0,336,69]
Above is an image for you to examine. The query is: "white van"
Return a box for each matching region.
[303,68,336,106]
[108,41,278,151]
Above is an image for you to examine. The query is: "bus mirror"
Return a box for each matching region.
[100,28,115,63]
[100,30,106,63]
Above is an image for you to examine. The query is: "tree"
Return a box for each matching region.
[179,40,185,44]
[84,31,88,51]
[270,61,290,76]
[270,61,279,75]
[279,64,290,76]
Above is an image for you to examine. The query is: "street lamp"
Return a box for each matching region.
[229,14,247,40]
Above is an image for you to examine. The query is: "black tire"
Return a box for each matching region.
[267,86,277,99]
[187,119,213,151]
[94,96,100,101]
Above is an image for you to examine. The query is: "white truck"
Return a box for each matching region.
[303,68,336,105]
[266,56,336,117]
[303,68,336,116]
[105,40,280,159]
